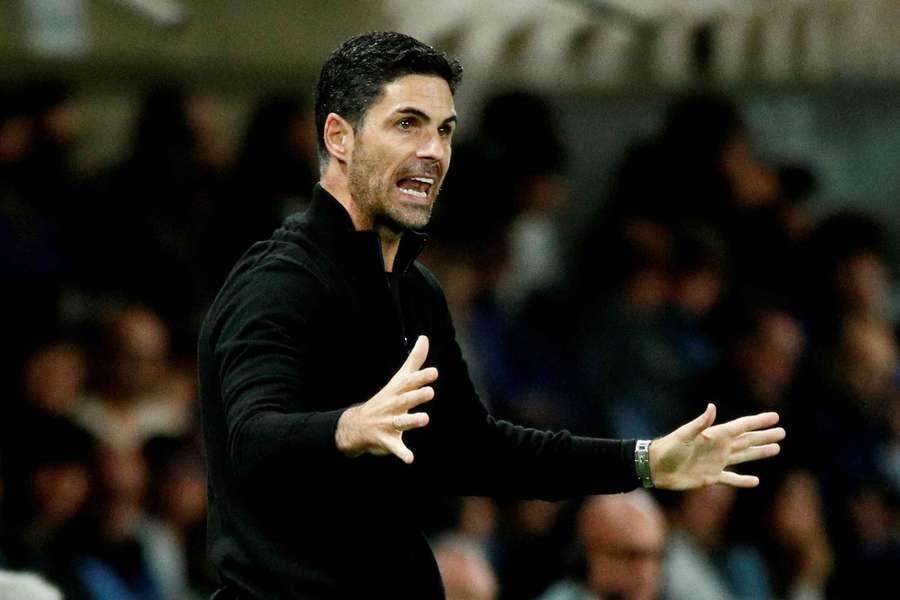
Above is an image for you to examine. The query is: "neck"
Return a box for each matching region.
[320,167,403,271]
[377,227,402,272]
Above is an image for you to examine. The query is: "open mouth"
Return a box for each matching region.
[397,176,434,199]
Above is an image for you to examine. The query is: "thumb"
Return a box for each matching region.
[677,403,716,440]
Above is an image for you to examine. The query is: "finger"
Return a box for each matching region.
[398,367,439,393]
[727,443,781,466]
[718,470,760,488]
[400,386,434,410]
[733,427,786,451]
[676,403,716,440]
[383,437,415,464]
[391,412,430,432]
[722,412,780,437]
[398,335,429,375]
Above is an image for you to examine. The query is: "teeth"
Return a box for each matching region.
[399,188,427,198]
[411,177,434,185]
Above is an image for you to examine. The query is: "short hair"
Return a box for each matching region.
[314,31,463,166]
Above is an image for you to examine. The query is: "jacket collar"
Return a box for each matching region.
[301,183,429,276]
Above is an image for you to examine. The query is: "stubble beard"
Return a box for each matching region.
[348,141,434,233]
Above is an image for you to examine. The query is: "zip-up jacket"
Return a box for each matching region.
[198,184,638,599]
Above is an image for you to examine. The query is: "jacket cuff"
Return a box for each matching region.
[570,436,639,494]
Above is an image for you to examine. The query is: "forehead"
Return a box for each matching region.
[368,74,456,119]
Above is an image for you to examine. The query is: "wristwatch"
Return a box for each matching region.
[635,439,654,488]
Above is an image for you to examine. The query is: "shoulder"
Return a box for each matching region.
[409,260,445,297]
[202,233,335,344]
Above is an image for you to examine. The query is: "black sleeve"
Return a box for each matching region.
[210,258,347,483]
[414,272,638,500]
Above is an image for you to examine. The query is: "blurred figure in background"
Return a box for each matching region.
[800,211,891,345]
[55,444,186,600]
[1,342,91,569]
[5,419,93,573]
[433,535,499,600]
[577,218,729,441]
[80,87,227,352]
[663,484,773,600]
[475,92,569,317]
[72,305,193,451]
[764,470,834,600]
[690,304,805,425]
[797,316,900,595]
[0,87,68,392]
[427,91,591,434]
[143,435,211,598]
[492,499,571,600]
[218,96,317,272]
[19,81,81,224]
[578,223,683,437]
[661,224,727,396]
[539,490,667,600]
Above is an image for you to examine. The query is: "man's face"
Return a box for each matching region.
[348,74,456,232]
[581,499,666,600]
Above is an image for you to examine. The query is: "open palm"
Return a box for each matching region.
[650,404,785,490]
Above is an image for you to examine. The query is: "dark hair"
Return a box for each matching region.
[314,31,463,165]
[663,94,744,161]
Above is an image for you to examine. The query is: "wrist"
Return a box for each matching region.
[635,439,654,488]
[335,406,359,456]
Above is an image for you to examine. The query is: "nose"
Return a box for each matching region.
[417,128,447,162]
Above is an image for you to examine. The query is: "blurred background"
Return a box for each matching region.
[1,1,899,599]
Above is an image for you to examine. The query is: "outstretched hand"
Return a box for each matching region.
[335,335,436,464]
[649,404,785,490]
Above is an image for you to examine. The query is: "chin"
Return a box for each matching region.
[380,206,432,232]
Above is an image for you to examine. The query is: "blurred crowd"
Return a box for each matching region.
[0,80,898,600]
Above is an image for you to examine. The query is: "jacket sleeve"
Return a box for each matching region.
[209,256,347,483]
[413,271,638,500]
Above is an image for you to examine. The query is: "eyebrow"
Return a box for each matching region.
[394,107,458,127]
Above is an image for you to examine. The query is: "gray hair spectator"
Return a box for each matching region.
[539,490,667,600]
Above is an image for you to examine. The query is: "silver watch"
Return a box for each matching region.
[635,439,654,488]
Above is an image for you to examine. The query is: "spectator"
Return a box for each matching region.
[58,444,185,600]
[6,418,94,571]
[81,87,227,351]
[493,500,571,600]
[578,223,684,437]
[218,96,317,272]
[72,306,192,450]
[433,535,499,600]
[143,435,212,598]
[800,212,890,345]
[690,305,805,423]
[766,470,834,600]
[798,316,900,595]
[1,342,91,569]
[664,484,774,600]
[0,88,66,391]
[538,490,666,600]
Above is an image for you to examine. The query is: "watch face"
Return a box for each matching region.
[636,440,654,488]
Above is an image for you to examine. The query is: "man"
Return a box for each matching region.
[539,491,667,600]
[199,31,784,599]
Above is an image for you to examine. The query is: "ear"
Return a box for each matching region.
[323,112,354,164]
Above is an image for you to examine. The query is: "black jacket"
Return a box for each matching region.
[199,185,637,599]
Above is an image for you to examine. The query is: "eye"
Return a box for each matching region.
[438,123,454,138]
[397,117,414,130]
